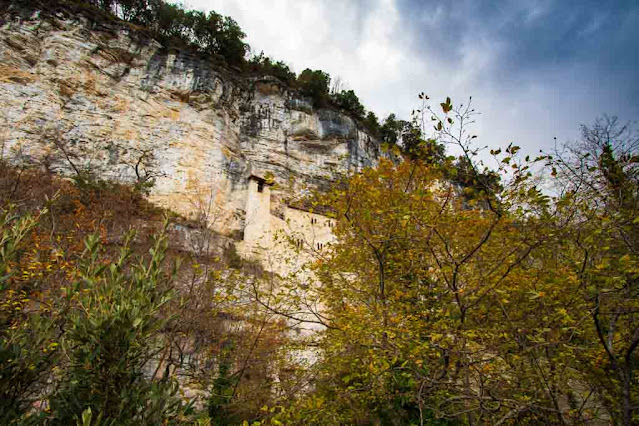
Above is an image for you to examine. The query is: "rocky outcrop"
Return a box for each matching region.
[0,10,381,238]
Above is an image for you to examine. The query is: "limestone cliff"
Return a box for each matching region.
[0,9,381,241]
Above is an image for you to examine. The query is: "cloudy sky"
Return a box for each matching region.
[185,0,638,157]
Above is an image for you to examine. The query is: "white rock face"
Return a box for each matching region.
[0,12,381,241]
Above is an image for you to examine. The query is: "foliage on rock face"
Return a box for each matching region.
[296,69,332,108]
[331,89,366,120]
[379,113,403,145]
[247,53,296,85]
[363,111,382,137]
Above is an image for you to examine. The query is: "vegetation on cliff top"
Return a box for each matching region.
[4,0,400,141]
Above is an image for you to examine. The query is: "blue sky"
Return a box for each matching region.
[184,0,638,157]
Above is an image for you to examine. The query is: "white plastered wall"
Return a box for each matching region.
[239,177,336,277]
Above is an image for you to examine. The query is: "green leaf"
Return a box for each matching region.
[80,407,93,426]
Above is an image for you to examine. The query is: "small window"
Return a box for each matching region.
[257,181,264,193]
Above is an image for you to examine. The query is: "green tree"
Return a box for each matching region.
[83,0,248,66]
[297,69,331,107]
[272,100,632,425]
[215,15,248,66]
[331,89,365,120]
[379,113,445,163]
[362,111,381,137]
[380,113,402,145]
[48,228,191,424]
[0,208,58,424]
[547,115,639,425]
[247,53,296,85]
